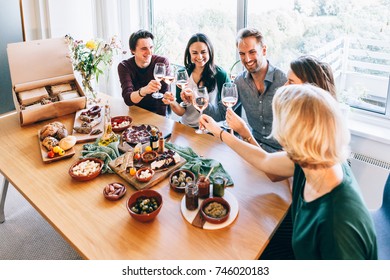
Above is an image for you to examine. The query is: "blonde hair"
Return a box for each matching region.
[271,84,350,169]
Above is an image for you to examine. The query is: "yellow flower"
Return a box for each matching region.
[85,40,97,50]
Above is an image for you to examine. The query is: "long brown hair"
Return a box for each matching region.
[290,55,337,99]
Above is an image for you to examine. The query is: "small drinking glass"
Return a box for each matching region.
[176,68,191,107]
[221,82,238,129]
[212,175,226,197]
[185,182,199,211]
[152,63,166,99]
[192,86,209,134]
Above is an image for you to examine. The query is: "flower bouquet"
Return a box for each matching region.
[65,34,125,102]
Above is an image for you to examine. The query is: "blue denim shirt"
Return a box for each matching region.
[234,62,287,152]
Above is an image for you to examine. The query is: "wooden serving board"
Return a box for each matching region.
[38,133,75,163]
[180,189,239,230]
[108,153,186,190]
[72,106,105,143]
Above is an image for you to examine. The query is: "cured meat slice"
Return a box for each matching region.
[122,124,158,144]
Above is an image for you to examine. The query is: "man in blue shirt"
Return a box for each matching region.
[230,28,287,152]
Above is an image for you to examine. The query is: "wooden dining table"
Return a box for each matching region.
[0,97,291,260]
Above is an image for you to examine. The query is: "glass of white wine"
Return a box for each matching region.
[221,82,238,129]
[176,68,191,107]
[163,65,175,89]
[152,63,166,99]
[192,86,209,134]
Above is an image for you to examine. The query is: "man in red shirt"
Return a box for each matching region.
[118,29,170,116]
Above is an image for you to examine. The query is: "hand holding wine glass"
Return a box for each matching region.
[152,63,166,99]
[193,86,209,134]
[221,82,238,129]
[176,69,191,107]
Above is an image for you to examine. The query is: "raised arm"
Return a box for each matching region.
[200,114,295,178]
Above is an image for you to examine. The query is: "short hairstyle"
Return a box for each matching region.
[129,29,154,52]
[236,28,264,47]
[271,84,350,169]
[184,33,216,92]
[290,55,337,99]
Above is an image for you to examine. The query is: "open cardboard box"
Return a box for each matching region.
[7,37,86,126]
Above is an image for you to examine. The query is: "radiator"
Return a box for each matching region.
[348,152,390,210]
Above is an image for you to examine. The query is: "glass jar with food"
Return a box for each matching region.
[212,175,226,197]
[185,182,199,210]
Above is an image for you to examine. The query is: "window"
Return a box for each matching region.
[152,0,237,72]
[150,0,390,118]
[247,0,390,118]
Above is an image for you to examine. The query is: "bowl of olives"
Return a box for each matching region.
[169,169,195,193]
[126,189,163,222]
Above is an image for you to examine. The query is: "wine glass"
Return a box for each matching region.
[221,82,238,129]
[163,65,175,90]
[152,63,166,99]
[176,68,191,107]
[192,86,209,134]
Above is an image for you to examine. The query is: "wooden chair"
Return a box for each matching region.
[371,173,390,260]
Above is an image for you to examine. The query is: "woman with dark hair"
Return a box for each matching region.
[286,55,337,99]
[163,33,229,128]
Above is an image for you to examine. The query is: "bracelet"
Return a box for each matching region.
[219,129,224,142]
[243,136,253,143]
[138,88,145,97]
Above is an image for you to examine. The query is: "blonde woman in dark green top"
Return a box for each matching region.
[200,84,377,259]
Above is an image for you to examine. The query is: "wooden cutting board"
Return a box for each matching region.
[72,106,105,143]
[108,153,186,190]
[38,132,75,163]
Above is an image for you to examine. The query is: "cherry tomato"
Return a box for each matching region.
[134,153,141,161]
[58,149,65,156]
[129,167,137,176]
[47,150,55,158]
[52,146,61,154]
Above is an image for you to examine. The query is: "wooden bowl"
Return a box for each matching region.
[141,151,158,163]
[111,116,132,133]
[169,169,195,192]
[200,197,230,224]
[103,182,126,201]
[135,167,155,183]
[68,158,103,181]
[126,189,163,222]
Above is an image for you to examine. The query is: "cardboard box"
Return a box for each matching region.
[7,37,86,126]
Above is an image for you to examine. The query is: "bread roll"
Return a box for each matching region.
[42,136,59,151]
[39,124,59,140]
[59,135,77,151]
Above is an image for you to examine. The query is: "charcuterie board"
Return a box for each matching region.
[108,151,186,190]
[72,106,105,143]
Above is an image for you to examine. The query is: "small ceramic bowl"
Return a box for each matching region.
[141,151,158,163]
[200,197,230,224]
[169,169,195,192]
[68,158,103,181]
[103,182,126,201]
[126,189,163,222]
[111,116,132,133]
[135,167,155,183]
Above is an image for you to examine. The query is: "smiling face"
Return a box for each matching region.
[132,38,154,68]
[189,42,209,69]
[285,69,304,85]
[238,36,267,74]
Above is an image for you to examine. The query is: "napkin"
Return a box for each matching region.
[80,138,120,173]
[165,142,234,186]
